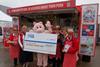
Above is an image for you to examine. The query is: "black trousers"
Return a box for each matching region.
[49,58,61,67]
[82,55,91,62]
[13,58,18,66]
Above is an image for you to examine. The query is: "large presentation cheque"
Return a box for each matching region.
[23,32,58,55]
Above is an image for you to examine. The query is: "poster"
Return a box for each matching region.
[80,4,98,56]
[23,32,57,55]
[80,36,94,55]
[82,4,98,24]
[82,24,95,36]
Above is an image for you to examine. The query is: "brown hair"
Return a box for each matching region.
[61,27,68,32]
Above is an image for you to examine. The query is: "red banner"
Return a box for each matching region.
[8,1,75,15]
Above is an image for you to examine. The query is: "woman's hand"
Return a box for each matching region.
[7,40,14,44]
[7,40,15,45]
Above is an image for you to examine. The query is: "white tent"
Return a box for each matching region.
[0,11,12,22]
[0,11,12,42]
[0,11,13,27]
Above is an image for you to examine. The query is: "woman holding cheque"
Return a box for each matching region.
[18,25,33,67]
[62,27,79,67]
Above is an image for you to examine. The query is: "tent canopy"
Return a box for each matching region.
[0,11,12,22]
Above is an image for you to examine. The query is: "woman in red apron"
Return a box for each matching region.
[19,25,33,67]
[62,27,79,67]
[8,27,20,67]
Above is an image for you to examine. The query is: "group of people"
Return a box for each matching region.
[7,21,79,67]
[49,26,79,67]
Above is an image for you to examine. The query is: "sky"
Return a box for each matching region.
[0,0,100,14]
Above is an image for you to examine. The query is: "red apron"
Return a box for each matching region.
[63,36,79,67]
[63,53,77,67]
[9,34,20,60]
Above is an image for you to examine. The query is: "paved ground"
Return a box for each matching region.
[0,44,100,67]
[77,45,100,67]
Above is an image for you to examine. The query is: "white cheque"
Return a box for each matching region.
[23,32,57,55]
